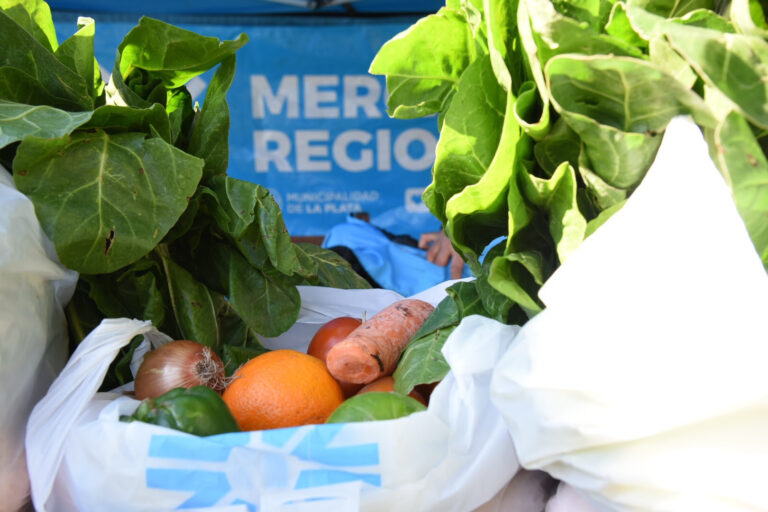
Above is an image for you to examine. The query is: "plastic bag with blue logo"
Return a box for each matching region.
[26,283,521,512]
[0,165,77,512]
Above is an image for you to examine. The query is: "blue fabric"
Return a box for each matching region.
[322,216,471,296]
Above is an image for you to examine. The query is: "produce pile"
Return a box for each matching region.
[3,0,768,439]
[123,299,435,433]
[0,1,370,390]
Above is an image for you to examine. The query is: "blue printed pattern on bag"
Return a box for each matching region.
[264,423,381,490]
[145,424,381,509]
[146,432,253,509]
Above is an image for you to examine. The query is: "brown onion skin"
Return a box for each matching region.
[134,340,225,400]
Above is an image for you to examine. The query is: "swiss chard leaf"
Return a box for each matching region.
[83,104,172,142]
[628,5,768,129]
[546,55,714,189]
[0,100,92,148]
[293,243,372,289]
[429,56,507,225]
[714,111,768,266]
[158,247,221,351]
[444,87,529,270]
[54,16,100,102]
[0,9,92,110]
[13,131,203,273]
[525,0,644,65]
[369,8,474,119]
[205,176,299,275]
[519,160,587,263]
[187,55,236,177]
[192,237,301,338]
[118,18,248,90]
[0,0,57,52]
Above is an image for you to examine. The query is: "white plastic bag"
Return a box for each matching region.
[490,116,768,511]
[26,284,520,511]
[0,165,77,511]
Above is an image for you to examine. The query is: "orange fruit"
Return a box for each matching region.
[222,349,344,431]
[356,376,428,406]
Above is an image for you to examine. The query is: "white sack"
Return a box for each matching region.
[0,165,77,511]
[490,116,768,511]
[27,285,520,512]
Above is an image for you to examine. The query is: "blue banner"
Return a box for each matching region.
[53,13,441,238]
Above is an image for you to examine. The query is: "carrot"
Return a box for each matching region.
[325,299,435,384]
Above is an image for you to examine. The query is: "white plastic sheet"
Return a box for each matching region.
[26,284,519,512]
[0,165,77,512]
[491,116,768,511]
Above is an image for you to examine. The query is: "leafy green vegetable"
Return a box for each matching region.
[371,0,768,323]
[326,392,427,423]
[1,1,370,387]
[124,386,240,436]
[14,131,203,274]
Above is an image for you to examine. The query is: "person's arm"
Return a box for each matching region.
[418,229,465,280]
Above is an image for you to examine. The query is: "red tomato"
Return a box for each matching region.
[307,316,363,397]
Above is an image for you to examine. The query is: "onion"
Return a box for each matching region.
[134,340,226,400]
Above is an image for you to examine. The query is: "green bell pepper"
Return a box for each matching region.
[124,386,240,436]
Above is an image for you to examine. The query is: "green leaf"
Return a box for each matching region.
[444,83,529,268]
[326,392,426,423]
[214,293,268,375]
[294,243,372,289]
[166,87,194,146]
[577,148,630,208]
[524,0,645,65]
[475,269,517,322]
[484,0,517,91]
[629,0,715,18]
[729,0,768,38]
[106,49,152,109]
[0,100,92,148]
[0,0,57,52]
[55,16,99,101]
[605,2,649,49]
[393,326,455,395]
[628,5,768,129]
[676,8,735,32]
[158,247,220,351]
[187,55,236,177]
[519,161,587,263]
[533,117,580,176]
[446,279,488,317]
[488,249,548,315]
[412,294,460,340]
[13,131,203,273]
[370,8,474,119]
[205,176,299,275]
[514,81,551,141]
[221,345,268,376]
[714,111,768,266]
[430,56,507,225]
[648,35,698,89]
[194,238,301,337]
[0,10,92,110]
[118,17,248,89]
[546,55,714,189]
[82,259,170,334]
[83,104,172,143]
